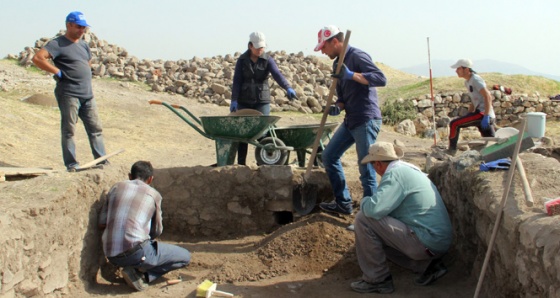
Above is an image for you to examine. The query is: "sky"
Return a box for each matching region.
[1,0,559,77]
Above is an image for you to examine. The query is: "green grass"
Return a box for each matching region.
[379,73,560,104]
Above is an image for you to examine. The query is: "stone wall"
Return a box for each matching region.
[2,159,559,296]
[429,152,560,297]
[0,165,331,297]
[152,165,332,238]
[409,91,560,137]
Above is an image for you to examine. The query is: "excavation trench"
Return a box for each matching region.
[2,156,559,297]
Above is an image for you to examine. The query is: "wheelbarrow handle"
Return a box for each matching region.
[149,100,181,109]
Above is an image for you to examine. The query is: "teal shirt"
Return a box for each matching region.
[360,161,453,252]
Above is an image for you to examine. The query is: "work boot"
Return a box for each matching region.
[319,201,353,215]
[351,275,394,294]
[121,267,148,291]
[415,258,448,286]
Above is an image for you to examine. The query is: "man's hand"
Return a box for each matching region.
[287,88,297,100]
[53,70,62,82]
[230,100,238,112]
[331,63,354,81]
[481,115,490,129]
[328,105,341,116]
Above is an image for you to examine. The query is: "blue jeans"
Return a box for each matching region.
[55,94,106,169]
[108,240,191,283]
[236,102,270,165]
[322,119,382,207]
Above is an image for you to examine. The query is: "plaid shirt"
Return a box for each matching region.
[99,179,163,257]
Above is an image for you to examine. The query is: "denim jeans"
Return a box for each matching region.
[236,102,270,165]
[322,119,382,207]
[55,94,106,169]
[108,240,191,283]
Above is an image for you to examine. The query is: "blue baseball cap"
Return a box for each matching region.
[66,11,90,27]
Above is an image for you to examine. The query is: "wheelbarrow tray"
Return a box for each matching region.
[200,115,281,141]
[272,122,339,149]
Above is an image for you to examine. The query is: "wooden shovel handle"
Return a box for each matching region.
[305,30,352,179]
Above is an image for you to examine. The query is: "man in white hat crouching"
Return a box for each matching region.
[351,141,453,294]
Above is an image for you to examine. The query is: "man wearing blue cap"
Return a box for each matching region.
[32,11,108,171]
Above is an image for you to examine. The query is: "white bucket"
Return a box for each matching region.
[526,112,546,138]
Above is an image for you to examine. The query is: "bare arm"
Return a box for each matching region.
[32,48,59,75]
[467,103,475,113]
[480,87,493,115]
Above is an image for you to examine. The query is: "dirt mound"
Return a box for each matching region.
[21,93,57,107]
[202,214,358,284]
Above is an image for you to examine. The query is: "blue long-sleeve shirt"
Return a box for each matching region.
[231,52,291,102]
[335,46,387,129]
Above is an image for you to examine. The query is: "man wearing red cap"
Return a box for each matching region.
[314,25,387,216]
[32,11,108,171]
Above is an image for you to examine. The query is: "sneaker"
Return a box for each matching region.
[415,258,448,286]
[67,166,79,172]
[98,160,110,167]
[319,201,353,215]
[121,267,147,291]
[351,275,394,294]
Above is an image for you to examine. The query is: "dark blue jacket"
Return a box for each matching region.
[334,46,387,129]
[232,50,291,104]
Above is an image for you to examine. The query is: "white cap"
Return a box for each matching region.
[450,59,473,69]
[249,32,266,48]
[314,25,341,51]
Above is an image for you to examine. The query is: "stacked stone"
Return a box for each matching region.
[17,31,336,114]
[408,90,560,137]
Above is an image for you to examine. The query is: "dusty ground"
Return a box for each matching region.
[0,59,508,297]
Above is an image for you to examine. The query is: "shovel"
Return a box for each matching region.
[292,30,352,215]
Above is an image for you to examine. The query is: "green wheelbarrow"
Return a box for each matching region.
[255,122,338,167]
[149,100,293,166]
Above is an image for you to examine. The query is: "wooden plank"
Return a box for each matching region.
[0,167,57,177]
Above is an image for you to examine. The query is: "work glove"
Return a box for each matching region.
[328,105,341,116]
[287,88,297,100]
[331,63,354,81]
[481,115,490,129]
[53,70,63,82]
[230,100,238,112]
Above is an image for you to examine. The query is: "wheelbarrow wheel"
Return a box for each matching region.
[255,137,289,166]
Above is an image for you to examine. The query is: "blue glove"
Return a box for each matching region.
[331,63,354,81]
[329,105,341,116]
[481,115,490,129]
[53,70,63,82]
[287,88,297,100]
[230,100,238,112]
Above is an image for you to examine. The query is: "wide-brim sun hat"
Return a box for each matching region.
[361,141,404,164]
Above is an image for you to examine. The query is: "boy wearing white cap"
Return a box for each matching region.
[448,59,496,153]
[314,25,387,215]
[352,142,453,293]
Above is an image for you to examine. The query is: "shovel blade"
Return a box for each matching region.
[292,184,317,215]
